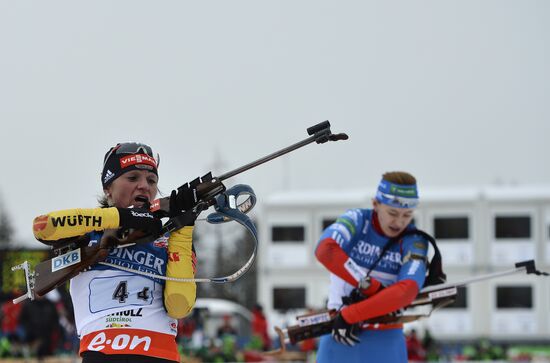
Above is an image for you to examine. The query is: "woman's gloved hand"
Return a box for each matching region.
[331,312,360,346]
[117,207,162,235]
[169,183,200,218]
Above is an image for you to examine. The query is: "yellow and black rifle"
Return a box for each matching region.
[12,121,349,303]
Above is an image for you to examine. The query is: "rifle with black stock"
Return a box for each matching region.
[12,121,349,303]
[267,260,548,355]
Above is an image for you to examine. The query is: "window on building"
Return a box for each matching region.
[273,287,306,311]
[322,218,336,231]
[272,226,305,242]
[434,217,469,239]
[495,216,531,239]
[443,286,467,309]
[496,286,533,308]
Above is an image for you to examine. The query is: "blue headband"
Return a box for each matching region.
[375,179,419,209]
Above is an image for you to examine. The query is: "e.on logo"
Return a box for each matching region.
[87,332,151,352]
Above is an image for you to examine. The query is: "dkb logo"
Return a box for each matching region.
[51,249,81,272]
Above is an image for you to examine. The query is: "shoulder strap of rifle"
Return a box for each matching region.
[400,228,446,286]
[367,228,446,287]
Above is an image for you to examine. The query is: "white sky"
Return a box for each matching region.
[1,1,549,243]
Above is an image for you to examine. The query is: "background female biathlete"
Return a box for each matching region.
[315,171,429,363]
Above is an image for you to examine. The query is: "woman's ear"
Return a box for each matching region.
[373,198,384,215]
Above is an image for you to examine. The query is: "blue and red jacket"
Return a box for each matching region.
[315,208,428,326]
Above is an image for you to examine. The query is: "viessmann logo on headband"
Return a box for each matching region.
[119,154,157,169]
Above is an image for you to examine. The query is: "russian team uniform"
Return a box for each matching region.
[316,208,428,363]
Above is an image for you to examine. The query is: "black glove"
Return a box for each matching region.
[169,183,200,218]
[164,210,200,231]
[341,288,366,305]
[117,208,163,235]
[331,313,360,347]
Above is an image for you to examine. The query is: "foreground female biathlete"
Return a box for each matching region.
[32,142,197,363]
[315,171,428,363]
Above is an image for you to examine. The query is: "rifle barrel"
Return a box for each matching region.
[421,264,531,294]
[218,134,318,181]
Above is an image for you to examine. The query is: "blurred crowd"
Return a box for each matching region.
[1,291,549,363]
[0,289,77,361]
[405,329,550,362]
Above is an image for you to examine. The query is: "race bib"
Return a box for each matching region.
[89,274,156,313]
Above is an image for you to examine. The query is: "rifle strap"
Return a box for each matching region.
[99,184,259,284]
[366,228,446,287]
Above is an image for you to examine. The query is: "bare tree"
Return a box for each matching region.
[195,218,258,309]
[0,195,14,244]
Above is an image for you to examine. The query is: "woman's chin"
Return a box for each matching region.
[385,229,402,238]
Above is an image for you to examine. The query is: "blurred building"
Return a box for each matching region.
[257,185,550,341]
